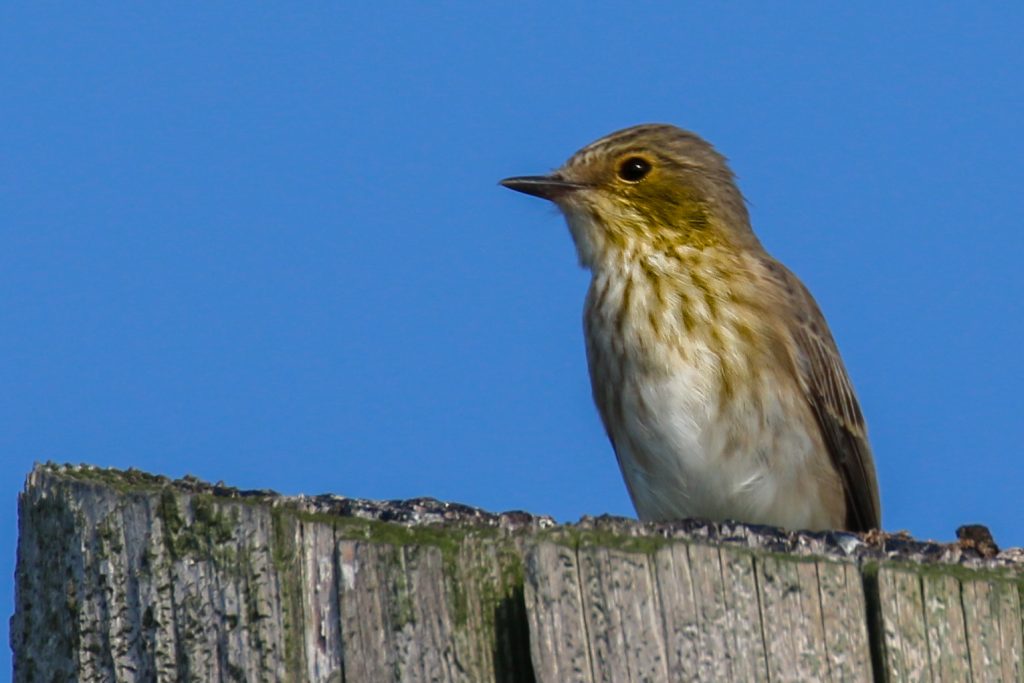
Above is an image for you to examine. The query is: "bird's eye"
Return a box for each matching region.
[617,156,652,182]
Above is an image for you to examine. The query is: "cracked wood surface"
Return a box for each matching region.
[13,463,1024,682]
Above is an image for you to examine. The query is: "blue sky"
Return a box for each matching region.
[3,4,1023,667]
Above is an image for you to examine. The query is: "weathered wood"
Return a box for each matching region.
[874,564,1024,682]
[650,544,702,678]
[684,542,738,680]
[523,541,592,683]
[921,572,972,681]
[717,546,770,682]
[757,555,830,680]
[961,577,1023,681]
[12,463,1024,682]
[576,542,668,682]
[815,560,873,681]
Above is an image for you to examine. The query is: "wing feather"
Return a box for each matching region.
[765,260,882,531]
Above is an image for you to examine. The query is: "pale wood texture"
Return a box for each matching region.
[13,464,1024,682]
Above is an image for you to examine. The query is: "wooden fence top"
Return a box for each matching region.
[12,463,1024,682]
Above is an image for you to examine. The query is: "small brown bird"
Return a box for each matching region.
[501,124,880,532]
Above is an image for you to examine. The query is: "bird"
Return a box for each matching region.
[500,124,880,532]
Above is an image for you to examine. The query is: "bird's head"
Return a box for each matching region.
[501,124,758,268]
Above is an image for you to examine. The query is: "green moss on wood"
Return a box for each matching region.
[269,505,307,680]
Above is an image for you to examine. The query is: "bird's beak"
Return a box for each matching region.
[499,175,586,201]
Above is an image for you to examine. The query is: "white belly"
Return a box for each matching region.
[605,353,833,530]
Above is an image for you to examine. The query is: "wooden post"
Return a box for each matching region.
[12,464,1024,682]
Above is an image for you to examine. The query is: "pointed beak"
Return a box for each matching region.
[499,175,587,201]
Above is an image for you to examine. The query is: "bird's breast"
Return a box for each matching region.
[583,259,839,529]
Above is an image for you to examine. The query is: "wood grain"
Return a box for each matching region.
[13,464,1024,682]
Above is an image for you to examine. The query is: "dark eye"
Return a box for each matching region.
[617,156,652,182]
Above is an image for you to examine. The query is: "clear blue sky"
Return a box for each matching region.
[3,4,1022,667]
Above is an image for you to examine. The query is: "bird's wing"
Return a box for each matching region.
[766,260,882,531]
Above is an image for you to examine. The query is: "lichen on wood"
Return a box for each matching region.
[12,463,1024,682]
